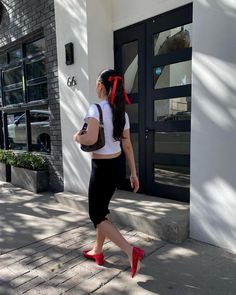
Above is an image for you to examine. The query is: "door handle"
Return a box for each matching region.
[145,128,155,138]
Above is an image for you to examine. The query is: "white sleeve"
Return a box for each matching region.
[84,104,100,122]
[124,112,130,130]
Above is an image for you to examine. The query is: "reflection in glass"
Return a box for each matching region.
[154,97,191,122]
[4,67,22,85]
[26,38,46,57]
[7,112,27,151]
[154,23,192,56]
[26,58,47,80]
[0,54,7,65]
[154,60,191,89]
[122,41,138,94]
[30,108,50,153]
[154,164,190,188]
[155,132,190,155]
[5,89,23,105]
[126,103,138,124]
[0,79,2,106]
[28,83,48,101]
[9,49,22,63]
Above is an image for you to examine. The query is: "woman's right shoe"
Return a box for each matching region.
[131,246,145,278]
[83,250,104,265]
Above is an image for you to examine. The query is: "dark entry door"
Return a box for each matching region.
[114,4,192,202]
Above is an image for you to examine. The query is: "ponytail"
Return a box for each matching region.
[98,69,131,141]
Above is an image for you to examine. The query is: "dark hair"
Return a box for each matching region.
[98,69,126,141]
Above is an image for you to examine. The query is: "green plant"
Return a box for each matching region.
[8,152,48,171]
[0,149,14,165]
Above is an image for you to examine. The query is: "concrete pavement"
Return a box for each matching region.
[55,190,189,244]
[0,181,236,294]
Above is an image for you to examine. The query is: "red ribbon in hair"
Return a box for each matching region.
[108,76,131,105]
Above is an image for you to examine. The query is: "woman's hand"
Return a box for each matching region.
[130,175,139,193]
[73,131,82,143]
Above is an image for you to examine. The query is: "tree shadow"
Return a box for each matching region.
[190,0,236,252]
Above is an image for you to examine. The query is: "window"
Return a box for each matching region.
[25,39,48,103]
[154,23,192,56]
[0,54,7,66]
[30,107,50,153]
[0,75,2,107]
[9,48,22,63]
[154,96,191,122]
[4,66,22,85]
[26,58,47,80]
[7,112,27,151]
[26,38,46,57]
[153,60,192,89]
[0,36,50,153]
[122,41,138,94]
[5,88,23,105]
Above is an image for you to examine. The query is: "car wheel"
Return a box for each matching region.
[8,137,15,149]
[37,134,51,153]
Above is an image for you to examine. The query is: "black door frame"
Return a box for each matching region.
[114,3,193,202]
[114,23,147,192]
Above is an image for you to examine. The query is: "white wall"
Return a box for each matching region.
[54,0,113,195]
[112,0,192,30]
[190,0,236,253]
[55,0,192,195]
[86,0,114,100]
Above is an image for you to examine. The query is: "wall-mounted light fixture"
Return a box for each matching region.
[65,42,74,65]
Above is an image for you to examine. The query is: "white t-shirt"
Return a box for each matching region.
[84,100,130,154]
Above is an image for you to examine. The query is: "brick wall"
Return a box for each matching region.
[0,0,63,192]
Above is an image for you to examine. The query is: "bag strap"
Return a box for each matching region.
[95,104,104,126]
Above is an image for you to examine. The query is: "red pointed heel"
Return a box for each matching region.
[131,246,145,278]
[83,250,104,265]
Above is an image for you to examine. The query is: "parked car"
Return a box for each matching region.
[7,110,50,153]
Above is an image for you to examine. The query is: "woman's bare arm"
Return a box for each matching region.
[121,129,139,192]
[73,118,99,146]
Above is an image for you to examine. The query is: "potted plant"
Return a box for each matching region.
[0,149,13,182]
[9,152,49,193]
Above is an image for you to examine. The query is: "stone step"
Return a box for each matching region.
[54,190,189,244]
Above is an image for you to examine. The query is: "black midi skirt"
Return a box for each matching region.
[88,154,123,228]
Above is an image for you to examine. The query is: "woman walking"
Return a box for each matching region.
[73,69,144,278]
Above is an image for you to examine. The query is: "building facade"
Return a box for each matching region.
[1,0,236,253]
[0,0,63,191]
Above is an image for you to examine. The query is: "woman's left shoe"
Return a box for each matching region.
[131,246,145,278]
[83,250,104,265]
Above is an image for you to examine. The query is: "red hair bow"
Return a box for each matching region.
[108,76,131,105]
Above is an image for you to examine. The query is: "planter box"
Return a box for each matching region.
[0,163,11,182]
[11,166,49,193]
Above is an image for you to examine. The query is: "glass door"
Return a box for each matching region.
[145,5,192,202]
[114,4,192,202]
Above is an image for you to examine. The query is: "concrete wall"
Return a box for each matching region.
[54,0,113,195]
[112,0,192,30]
[190,0,236,253]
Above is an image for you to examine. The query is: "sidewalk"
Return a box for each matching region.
[0,181,236,295]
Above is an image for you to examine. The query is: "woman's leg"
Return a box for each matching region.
[86,227,105,255]
[97,219,133,262]
[86,215,109,255]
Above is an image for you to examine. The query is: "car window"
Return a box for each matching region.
[31,112,49,122]
[18,114,26,124]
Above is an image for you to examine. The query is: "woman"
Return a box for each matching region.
[73,69,144,278]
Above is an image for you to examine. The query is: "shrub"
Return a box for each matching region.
[8,152,48,171]
[0,149,14,165]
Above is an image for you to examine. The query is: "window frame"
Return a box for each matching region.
[0,32,50,153]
